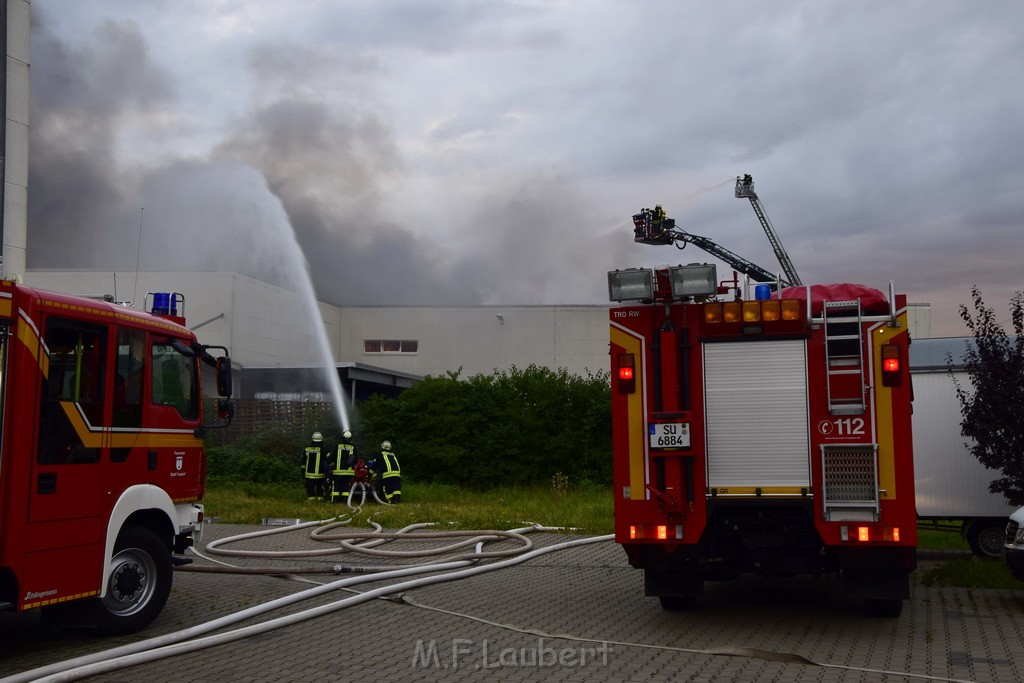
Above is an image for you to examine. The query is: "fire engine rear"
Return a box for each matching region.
[609,261,916,617]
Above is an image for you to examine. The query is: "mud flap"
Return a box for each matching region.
[644,567,704,599]
[841,567,910,600]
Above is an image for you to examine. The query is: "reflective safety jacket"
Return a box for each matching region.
[376,449,401,479]
[333,442,356,475]
[304,446,326,479]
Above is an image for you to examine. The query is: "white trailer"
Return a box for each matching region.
[910,337,1015,557]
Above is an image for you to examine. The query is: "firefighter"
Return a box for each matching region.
[373,440,402,504]
[328,430,357,503]
[302,431,328,501]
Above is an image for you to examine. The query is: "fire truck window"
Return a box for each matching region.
[152,343,197,420]
[113,328,145,429]
[38,318,106,465]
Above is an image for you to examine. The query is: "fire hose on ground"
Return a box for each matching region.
[2,519,980,683]
[3,520,578,683]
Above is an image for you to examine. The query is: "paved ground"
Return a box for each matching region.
[1,522,1023,682]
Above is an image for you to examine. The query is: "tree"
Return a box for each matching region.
[950,285,1024,505]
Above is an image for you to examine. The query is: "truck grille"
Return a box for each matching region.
[822,444,877,504]
[821,444,880,522]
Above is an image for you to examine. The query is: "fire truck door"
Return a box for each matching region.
[29,317,106,523]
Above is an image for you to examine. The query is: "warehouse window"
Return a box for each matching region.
[364,340,418,354]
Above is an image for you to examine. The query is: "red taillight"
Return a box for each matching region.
[618,353,636,394]
[881,344,901,387]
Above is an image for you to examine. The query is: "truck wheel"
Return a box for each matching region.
[864,598,903,618]
[965,520,1005,559]
[93,526,173,634]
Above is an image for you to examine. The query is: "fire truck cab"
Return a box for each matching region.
[0,282,232,633]
[609,264,916,617]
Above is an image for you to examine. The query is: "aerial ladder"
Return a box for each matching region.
[632,205,789,288]
[734,174,802,286]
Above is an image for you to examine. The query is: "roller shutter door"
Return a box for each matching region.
[704,339,810,488]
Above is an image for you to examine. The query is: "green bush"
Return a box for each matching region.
[206,365,612,489]
[358,364,611,488]
[206,428,309,484]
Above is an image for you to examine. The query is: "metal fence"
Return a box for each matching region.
[204,399,334,445]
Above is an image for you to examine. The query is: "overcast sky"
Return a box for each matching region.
[26,1,1024,337]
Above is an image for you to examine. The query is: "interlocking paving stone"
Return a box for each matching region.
[1,523,1022,682]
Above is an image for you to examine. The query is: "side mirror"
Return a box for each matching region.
[216,357,233,398]
[217,399,235,420]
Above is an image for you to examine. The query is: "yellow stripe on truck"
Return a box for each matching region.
[59,402,202,449]
[611,324,647,500]
[869,310,907,500]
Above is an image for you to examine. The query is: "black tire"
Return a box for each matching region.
[659,595,698,611]
[864,598,903,618]
[965,520,1006,559]
[92,526,173,634]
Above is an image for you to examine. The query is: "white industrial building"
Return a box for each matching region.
[24,269,612,400]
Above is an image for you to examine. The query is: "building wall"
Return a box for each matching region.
[2,0,31,280]
[906,303,931,340]
[23,271,611,382]
[336,305,610,379]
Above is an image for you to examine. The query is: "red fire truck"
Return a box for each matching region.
[0,281,233,633]
[610,210,916,617]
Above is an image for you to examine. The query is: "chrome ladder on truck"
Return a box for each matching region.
[823,299,866,415]
[821,297,880,522]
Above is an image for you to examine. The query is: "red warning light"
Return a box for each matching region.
[881,344,902,387]
[618,354,636,394]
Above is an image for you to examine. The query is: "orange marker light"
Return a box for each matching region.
[723,302,741,323]
[781,299,802,320]
[657,525,668,540]
[858,526,870,542]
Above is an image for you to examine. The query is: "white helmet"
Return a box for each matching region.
[380,440,392,451]
[342,430,352,439]
[312,431,323,442]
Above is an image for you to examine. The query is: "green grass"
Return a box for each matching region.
[203,479,616,535]
[918,556,1022,589]
[201,480,1023,590]
[915,522,1022,589]
[917,523,974,552]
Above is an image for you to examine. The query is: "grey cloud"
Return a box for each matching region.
[24,0,1024,337]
